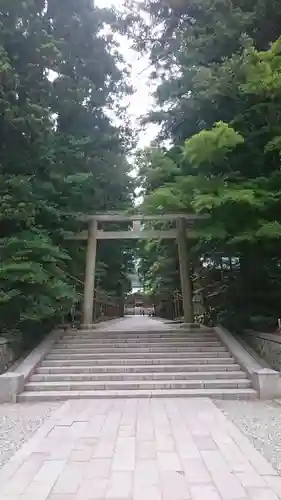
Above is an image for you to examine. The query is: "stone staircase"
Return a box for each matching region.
[18,327,257,401]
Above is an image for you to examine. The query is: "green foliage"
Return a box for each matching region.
[130,0,281,320]
[183,122,244,168]
[137,148,181,195]
[241,38,281,98]
[0,0,133,339]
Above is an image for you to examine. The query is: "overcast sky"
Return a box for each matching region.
[95,0,159,148]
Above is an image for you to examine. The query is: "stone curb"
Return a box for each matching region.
[215,325,281,399]
[0,329,65,403]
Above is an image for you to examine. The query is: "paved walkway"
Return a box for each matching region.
[1,317,281,499]
[1,398,281,499]
[97,315,173,331]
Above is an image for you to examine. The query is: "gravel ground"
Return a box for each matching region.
[217,399,281,474]
[0,403,61,468]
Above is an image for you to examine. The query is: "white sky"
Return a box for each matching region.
[96,0,159,148]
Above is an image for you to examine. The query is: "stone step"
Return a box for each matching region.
[65,328,213,334]
[57,337,217,348]
[37,363,242,374]
[42,356,235,366]
[18,323,256,402]
[30,371,246,382]
[46,351,230,361]
[77,328,213,335]
[51,345,227,354]
[57,340,221,348]
[62,334,215,341]
[17,387,258,402]
[24,378,252,392]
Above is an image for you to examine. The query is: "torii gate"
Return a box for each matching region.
[70,212,206,327]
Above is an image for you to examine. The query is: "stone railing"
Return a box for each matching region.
[0,338,15,374]
[242,330,281,371]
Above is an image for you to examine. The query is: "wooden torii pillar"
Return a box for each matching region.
[83,219,98,327]
[69,212,207,328]
[177,218,194,324]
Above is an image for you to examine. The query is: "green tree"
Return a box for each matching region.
[128,0,281,327]
[0,0,133,342]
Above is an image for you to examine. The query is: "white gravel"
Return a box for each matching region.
[0,403,61,468]
[217,400,281,474]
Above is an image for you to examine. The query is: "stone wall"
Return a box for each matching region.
[0,338,15,375]
[242,331,281,371]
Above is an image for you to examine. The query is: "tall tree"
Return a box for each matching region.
[129,0,281,327]
[0,0,133,342]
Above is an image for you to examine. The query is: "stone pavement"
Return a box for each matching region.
[97,315,173,331]
[1,398,281,499]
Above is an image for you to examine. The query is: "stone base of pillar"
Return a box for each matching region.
[80,324,98,330]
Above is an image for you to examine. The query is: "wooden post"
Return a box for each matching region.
[93,297,97,323]
[176,218,194,324]
[82,219,98,326]
[176,292,180,319]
